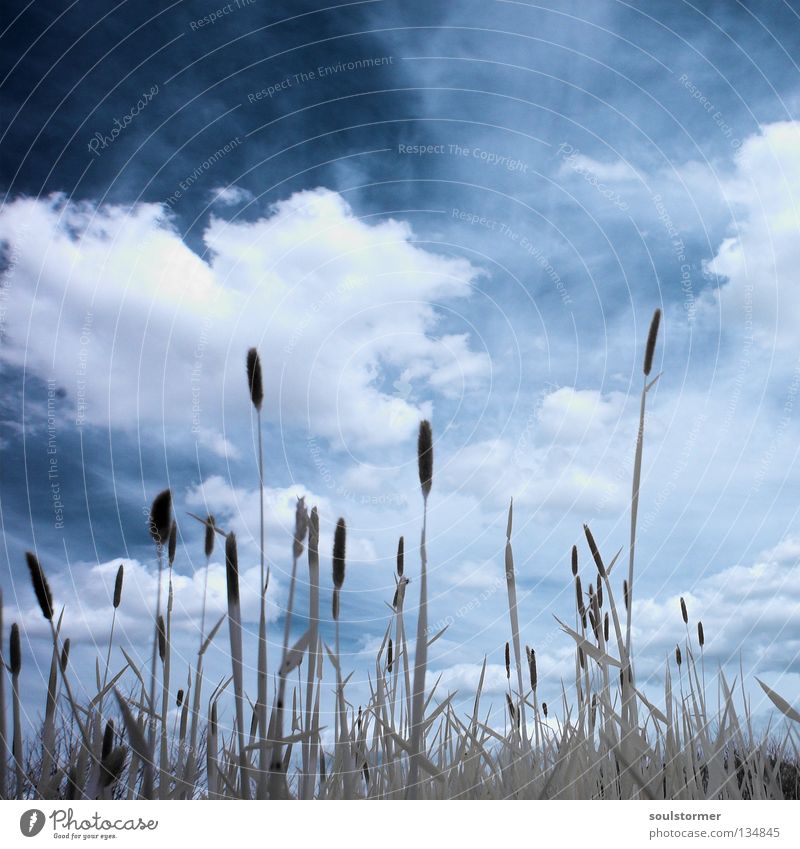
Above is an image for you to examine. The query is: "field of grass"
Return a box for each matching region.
[1,309,798,800]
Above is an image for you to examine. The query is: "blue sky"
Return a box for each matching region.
[1,0,799,730]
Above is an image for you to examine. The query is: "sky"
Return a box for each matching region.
[1,0,799,733]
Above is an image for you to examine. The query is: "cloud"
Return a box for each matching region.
[0,188,489,451]
[632,536,800,684]
[701,122,800,350]
[209,185,254,206]
[438,386,636,514]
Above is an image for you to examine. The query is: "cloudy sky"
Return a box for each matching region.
[1,0,799,730]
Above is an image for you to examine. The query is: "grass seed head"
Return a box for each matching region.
[505,642,510,679]
[113,564,124,609]
[225,532,239,606]
[333,518,346,589]
[157,615,166,662]
[529,648,537,692]
[571,545,578,576]
[698,620,705,647]
[542,702,548,718]
[623,579,630,612]
[168,520,178,566]
[583,524,606,578]
[148,489,172,547]
[417,420,433,499]
[644,308,662,377]
[293,497,309,561]
[102,720,115,760]
[680,596,688,624]
[26,551,54,620]
[396,536,404,578]
[204,515,216,559]
[10,622,21,675]
[387,638,393,672]
[176,689,184,708]
[675,644,682,667]
[60,638,70,673]
[246,347,264,410]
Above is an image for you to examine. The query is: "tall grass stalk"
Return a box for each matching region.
[625,308,661,672]
[408,420,432,799]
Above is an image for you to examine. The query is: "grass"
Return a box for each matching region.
[1,309,799,800]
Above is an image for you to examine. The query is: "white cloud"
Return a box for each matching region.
[0,188,489,450]
[702,121,800,350]
[210,185,254,206]
[633,536,800,683]
[438,386,636,514]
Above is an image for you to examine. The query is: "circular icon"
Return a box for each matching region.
[20,810,46,837]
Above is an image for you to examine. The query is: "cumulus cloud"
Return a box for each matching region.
[210,185,254,206]
[702,122,800,350]
[633,536,800,683]
[0,188,489,451]
[439,386,636,514]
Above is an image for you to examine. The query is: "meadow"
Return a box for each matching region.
[1,308,798,800]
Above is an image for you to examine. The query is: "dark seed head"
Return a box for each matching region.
[246,347,264,410]
[176,689,184,708]
[571,545,578,576]
[417,420,433,499]
[698,620,705,648]
[26,551,54,620]
[113,564,124,609]
[387,638,393,672]
[225,532,239,607]
[332,518,346,589]
[102,720,115,760]
[10,623,21,675]
[643,308,662,377]
[575,575,585,619]
[204,515,216,559]
[168,520,178,566]
[157,615,166,662]
[504,642,510,679]
[332,588,340,622]
[396,536,404,578]
[680,596,688,624]
[529,648,537,692]
[292,497,309,561]
[675,645,682,667]
[604,612,609,643]
[623,579,630,612]
[583,525,606,578]
[542,702,548,718]
[148,489,172,547]
[60,639,70,674]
